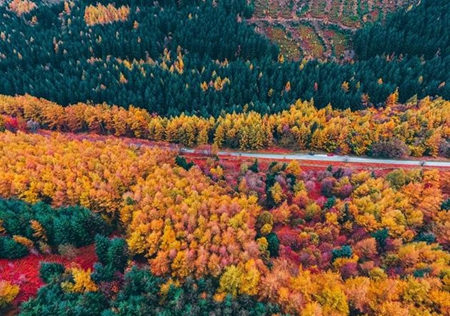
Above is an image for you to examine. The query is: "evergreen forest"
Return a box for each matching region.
[0,0,448,116]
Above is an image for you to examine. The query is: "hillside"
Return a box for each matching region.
[0,0,448,115]
[248,0,420,60]
[0,1,450,314]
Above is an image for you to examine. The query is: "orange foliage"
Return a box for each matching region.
[126,164,265,279]
[260,259,349,315]
[84,4,130,26]
[0,94,448,155]
[0,131,172,215]
[8,0,37,16]
[0,131,266,282]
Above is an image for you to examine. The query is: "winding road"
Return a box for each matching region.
[181,148,450,168]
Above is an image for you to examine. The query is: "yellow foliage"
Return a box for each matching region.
[260,223,272,235]
[0,94,447,154]
[64,267,98,293]
[84,4,130,26]
[213,77,230,91]
[270,182,284,204]
[160,279,179,296]
[0,280,20,308]
[302,302,323,316]
[218,259,260,297]
[256,237,268,253]
[219,265,242,297]
[240,259,261,296]
[285,160,302,177]
[341,81,349,92]
[9,0,37,16]
[0,132,173,215]
[13,235,34,248]
[30,219,47,242]
[119,72,127,84]
[200,81,209,91]
[386,88,399,107]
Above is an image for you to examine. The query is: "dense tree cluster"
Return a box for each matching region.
[1,94,448,157]
[354,0,450,60]
[0,1,449,312]
[0,132,269,281]
[216,159,450,315]
[19,237,282,316]
[1,130,450,314]
[0,131,174,216]
[0,199,110,259]
[0,0,447,115]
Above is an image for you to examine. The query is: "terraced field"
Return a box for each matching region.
[248,0,420,61]
[266,24,302,60]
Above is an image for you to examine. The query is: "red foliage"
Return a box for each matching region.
[340,262,358,279]
[4,117,19,132]
[276,226,302,250]
[0,245,97,305]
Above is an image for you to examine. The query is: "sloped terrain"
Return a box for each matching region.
[249,0,420,60]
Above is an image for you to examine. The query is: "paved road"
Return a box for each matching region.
[48,132,449,168]
[181,148,450,168]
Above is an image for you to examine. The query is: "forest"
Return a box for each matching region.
[0,0,448,116]
[0,94,449,157]
[0,130,449,315]
[1,0,450,315]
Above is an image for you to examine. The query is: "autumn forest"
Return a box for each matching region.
[0,0,449,315]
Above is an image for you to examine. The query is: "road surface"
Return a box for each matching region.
[180,148,450,168]
[39,131,450,168]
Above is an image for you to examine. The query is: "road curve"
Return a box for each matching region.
[181,149,450,168]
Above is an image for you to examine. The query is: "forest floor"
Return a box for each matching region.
[1,245,97,316]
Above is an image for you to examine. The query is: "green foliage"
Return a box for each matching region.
[175,156,195,170]
[386,169,407,189]
[0,1,446,116]
[249,159,259,173]
[91,263,116,283]
[39,262,65,284]
[22,260,282,316]
[53,206,109,247]
[93,236,129,282]
[107,238,129,273]
[95,235,111,266]
[413,267,432,278]
[332,245,352,261]
[118,266,162,297]
[266,232,280,258]
[441,199,450,211]
[354,0,450,60]
[372,228,389,251]
[414,232,436,244]
[0,199,111,249]
[0,236,28,259]
[324,197,336,209]
[20,285,109,316]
